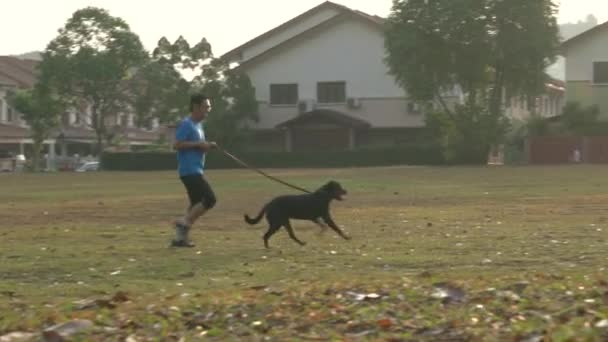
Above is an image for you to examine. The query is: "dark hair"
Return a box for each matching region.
[190,93,209,111]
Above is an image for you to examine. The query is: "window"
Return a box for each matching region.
[146,118,159,130]
[61,113,70,125]
[407,102,416,113]
[270,84,298,105]
[117,114,127,126]
[593,62,608,84]
[7,106,14,122]
[317,81,346,103]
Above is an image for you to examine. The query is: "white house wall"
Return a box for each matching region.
[254,98,424,129]
[241,7,341,62]
[0,89,7,122]
[246,19,411,129]
[565,28,608,81]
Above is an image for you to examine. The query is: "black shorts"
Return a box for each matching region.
[180,174,217,209]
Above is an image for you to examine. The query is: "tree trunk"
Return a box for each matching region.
[434,89,454,120]
[91,102,105,155]
[31,138,43,172]
[490,63,505,119]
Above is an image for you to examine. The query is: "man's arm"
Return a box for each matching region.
[174,121,217,151]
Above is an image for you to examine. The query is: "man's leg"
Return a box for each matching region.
[182,203,208,226]
[172,175,216,246]
[178,175,216,226]
[173,175,203,246]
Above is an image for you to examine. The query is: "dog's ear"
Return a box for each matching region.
[329,181,346,194]
[317,181,334,194]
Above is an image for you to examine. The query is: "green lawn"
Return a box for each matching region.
[1,166,608,340]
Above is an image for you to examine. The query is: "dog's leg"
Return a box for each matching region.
[263,224,281,249]
[323,216,351,240]
[284,222,306,246]
[313,218,328,235]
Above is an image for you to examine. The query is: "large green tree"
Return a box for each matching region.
[7,86,64,171]
[194,59,259,149]
[134,35,258,149]
[39,7,148,154]
[385,0,560,163]
[133,36,213,126]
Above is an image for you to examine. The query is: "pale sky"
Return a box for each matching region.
[1,0,607,57]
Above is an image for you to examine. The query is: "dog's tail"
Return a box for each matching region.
[244,205,266,225]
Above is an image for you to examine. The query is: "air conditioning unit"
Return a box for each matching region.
[298,99,316,114]
[347,97,361,109]
[407,102,421,115]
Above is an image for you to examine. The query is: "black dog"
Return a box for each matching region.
[244,181,351,248]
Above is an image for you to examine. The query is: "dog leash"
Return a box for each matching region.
[216,145,312,194]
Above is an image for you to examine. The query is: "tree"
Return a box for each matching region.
[133,36,213,126]
[7,86,64,171]
[38,7,148,154]
[194,59,259,149]
[559,101,601,135]
[132,33,257,149]
[385,0,560,163]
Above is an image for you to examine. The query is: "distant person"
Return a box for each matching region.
[171,94,218,247]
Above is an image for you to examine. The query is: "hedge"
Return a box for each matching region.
[100,145,444,171]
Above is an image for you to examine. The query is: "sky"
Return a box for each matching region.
[1,0,607,57]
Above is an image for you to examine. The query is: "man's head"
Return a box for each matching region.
[190,93,211,122]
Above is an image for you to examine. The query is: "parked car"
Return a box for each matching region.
[75,161,100,172]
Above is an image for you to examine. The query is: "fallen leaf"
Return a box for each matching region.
[519,332,544,342]
[504,281,529,295]
[432,283,466,304]
[497,290,521,302]
[112,291,129,302]
[74,298,115,310]
[0,332,38,342]
[250,285,267,291]
[377,318,393,330]
[42,320,93,340]
[596,319,608,328]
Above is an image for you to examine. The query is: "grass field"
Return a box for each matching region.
[1,165,608,340]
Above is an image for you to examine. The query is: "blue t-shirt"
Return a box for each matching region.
[175,117,205,176]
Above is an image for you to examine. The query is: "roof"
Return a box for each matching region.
[112,126,162,142]
[221,1,385,62]
[0,73,18,87]
[54,125,161,143]
[561,20,608,52]
[0,56,39,88]
[235,11,384,71]
[54,126,97,140]
[276,109,371,129]
[0,123,30,139]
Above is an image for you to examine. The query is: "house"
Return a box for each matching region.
[222,1,567,152]
[561,20,608,116]
[0,56,58,159]
[222,1,432,152]
[504,78,566,121]
[0,55,162,167]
